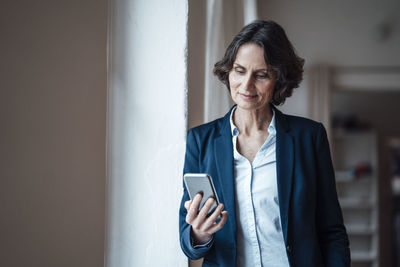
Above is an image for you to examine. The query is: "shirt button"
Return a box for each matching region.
[286,245,291,253]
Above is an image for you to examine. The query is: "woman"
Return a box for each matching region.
[179,20,350,267]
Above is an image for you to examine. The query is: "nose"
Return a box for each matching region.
[242,73,254,91]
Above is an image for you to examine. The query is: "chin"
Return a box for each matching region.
[237,103,261,111]
[236,100,269,110]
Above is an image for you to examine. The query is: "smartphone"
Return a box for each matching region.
[184,173,220,216]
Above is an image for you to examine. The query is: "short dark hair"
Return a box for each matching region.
[213,20,304,106]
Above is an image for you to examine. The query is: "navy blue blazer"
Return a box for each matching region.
[179,106,350,267]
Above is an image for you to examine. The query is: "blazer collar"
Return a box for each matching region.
[213,106,236,239]
[272,105,291,132]
[217,105,236,137]
[273,105,294,243]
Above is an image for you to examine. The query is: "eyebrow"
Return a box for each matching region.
[233,63,268,72]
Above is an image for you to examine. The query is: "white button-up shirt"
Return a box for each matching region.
[230,107,290,267]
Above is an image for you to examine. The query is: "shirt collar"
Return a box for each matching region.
[229,106,276,137]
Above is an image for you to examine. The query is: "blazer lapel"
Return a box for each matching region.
[212,106,293,245]
[274,107,294,243]
[214,110,236,235]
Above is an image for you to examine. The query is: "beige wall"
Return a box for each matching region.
[187,0,206,128]
[0,0,107,266]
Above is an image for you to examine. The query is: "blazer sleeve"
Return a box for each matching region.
[315,123,351,267]
[179,129,214,259]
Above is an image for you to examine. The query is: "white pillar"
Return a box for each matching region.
[106,0,188,266]
[243,0,258,24]
[203,0,243,123]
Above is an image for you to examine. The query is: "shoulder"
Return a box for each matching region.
[276,110,326,139]
[188,108,232,141]
[188,116,226,141]
[285,114,322,131]
[278,112,330,154]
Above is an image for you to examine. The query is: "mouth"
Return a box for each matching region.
[239,93,257,100]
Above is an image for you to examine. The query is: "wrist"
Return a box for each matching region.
[190,228,212,245]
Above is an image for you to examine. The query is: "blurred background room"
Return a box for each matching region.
[188,1,400,267]
[1,0,399,267]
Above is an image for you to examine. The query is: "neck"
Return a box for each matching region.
[233,104,273,135]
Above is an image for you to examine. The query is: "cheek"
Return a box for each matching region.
[262,82,276,94]
[228,73,240,89]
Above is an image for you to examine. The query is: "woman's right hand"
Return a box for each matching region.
[184,193,228,245]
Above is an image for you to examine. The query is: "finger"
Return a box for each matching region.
[186,194,203,224]
[197,197,215,220]
[207,203,224,224]
[184,200,192,211]
[208,210,228,234]
[201,203,224,230]
[189,193,202,213]
[191,197,215,231]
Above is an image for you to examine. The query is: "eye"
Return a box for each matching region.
[255,72,270,80]
[234,67,245,74]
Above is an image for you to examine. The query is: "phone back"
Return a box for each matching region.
[184,173,219,215]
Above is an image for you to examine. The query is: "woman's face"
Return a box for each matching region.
[228,43,276,111]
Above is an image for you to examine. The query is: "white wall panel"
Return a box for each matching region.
[106,0,188,266]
